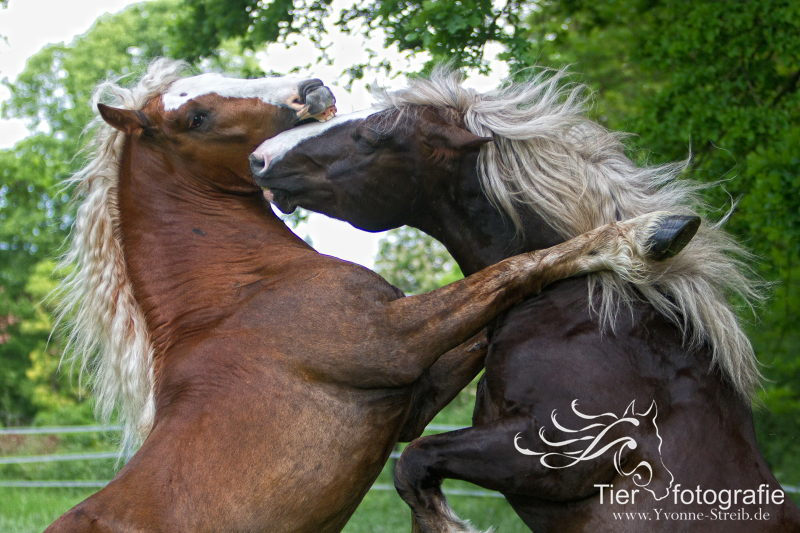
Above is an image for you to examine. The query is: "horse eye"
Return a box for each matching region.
[189,113,206,129]
[354,128,384,152]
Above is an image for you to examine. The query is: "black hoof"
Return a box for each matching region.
[646,215,701,260]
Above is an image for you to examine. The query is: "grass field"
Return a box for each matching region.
[0,477,528,533]
[1,376,533,532]
[2,376,798,532]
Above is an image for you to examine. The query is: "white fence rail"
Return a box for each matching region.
[0,424,504,497]
[1,425,798,497]
[0,452,118,465]
[0,425,122,436]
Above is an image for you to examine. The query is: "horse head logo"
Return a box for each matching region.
[514,399,674,501]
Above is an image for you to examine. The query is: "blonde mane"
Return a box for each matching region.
[374,67,763,398]
[55,58,191,451]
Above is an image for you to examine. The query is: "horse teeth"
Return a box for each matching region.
[311,105,337,123]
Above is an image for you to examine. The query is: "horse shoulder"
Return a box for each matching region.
[237,255,413,386]
[309,255,405,302]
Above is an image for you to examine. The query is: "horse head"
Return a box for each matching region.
[248,106,490,231]
[60,59,337,453]
[98,67,336,193]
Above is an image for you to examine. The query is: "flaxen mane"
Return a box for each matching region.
[373,67,763,398]
[55,58,190,452]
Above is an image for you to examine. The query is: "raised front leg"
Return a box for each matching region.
[357,212,698,388]
[398,331,488,442]
[394,418,622,533]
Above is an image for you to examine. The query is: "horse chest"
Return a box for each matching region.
[477,282,669,419]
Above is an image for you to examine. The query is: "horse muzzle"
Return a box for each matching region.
[295,80,337,123]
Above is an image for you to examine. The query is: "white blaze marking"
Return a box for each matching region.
[252,107,381,169]
[161,73,308,111]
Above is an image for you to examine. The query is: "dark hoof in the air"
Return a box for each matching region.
[646,215,701,260]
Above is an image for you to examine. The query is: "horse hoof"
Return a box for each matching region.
[646,215,701,260]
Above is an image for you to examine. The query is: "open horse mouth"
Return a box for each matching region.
[297,104,337,124]
[294,82,337,124]
[261,174,324,214]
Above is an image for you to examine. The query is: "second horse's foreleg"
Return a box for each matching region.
[394,418,620,533]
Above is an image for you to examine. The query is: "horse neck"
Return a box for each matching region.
[414,153,565,277]
[116,139,310,356]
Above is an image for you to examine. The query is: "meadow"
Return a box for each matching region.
[0,481,527,533]
[1,376,531,532]
[2,375,798,531]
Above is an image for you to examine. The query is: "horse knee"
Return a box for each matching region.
[395,437,439,495]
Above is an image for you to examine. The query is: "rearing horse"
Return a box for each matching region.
[250,68,800,532]
[47,60,690,532]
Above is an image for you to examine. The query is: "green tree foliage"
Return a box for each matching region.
[0,135,74,425]
[373,227,462,295]
[0,1,182,425]
[170,0,330,65]
[170,0,533,77]
[337,0,529,73]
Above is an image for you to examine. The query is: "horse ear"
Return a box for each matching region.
[97,104,149,135]
[423,122,492,153]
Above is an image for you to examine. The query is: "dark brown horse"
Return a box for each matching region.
[250,68,800,532]
[46,61,691,532]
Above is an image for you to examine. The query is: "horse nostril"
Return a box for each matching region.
[249,153,268,179]
[298,79,324,103]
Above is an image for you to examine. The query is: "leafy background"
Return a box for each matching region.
[1,0,798,527]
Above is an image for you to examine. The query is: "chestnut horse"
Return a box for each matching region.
[250,68,800,532]
[46,60,690,532]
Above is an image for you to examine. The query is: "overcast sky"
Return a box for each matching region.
[0,0,506,268]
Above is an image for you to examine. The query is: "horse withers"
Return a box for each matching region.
[46,60,691,532]
[250,68,800,532]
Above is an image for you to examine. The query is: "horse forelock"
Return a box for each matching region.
[55,58,191,453]
[374,66,764,399]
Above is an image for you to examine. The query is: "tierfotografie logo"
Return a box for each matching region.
[513,399,787,523]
